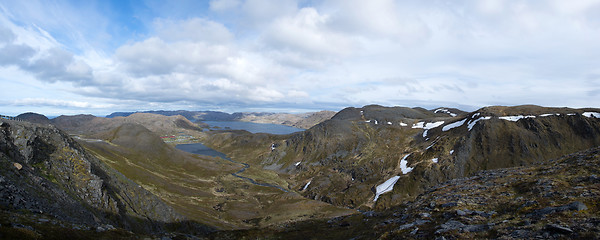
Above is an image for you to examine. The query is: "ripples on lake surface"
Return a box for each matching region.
[203,121,304,135]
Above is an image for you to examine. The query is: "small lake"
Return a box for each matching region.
[175,143,228,159]
[203,121,304,135]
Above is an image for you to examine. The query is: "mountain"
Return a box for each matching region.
[211,146,600,239]
[52,113,206,137]
[234,110,336,129]
[3,105,599,238]
[46,112,355,229]
[0,118,211,238]
[16,112,51,124]
[200,105,600,210]
[106,110,336,129]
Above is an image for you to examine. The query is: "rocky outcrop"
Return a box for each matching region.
[0,119,211,236]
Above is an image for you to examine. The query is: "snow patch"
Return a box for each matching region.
[295,162,301,166]
[431,158,438,163]
[434,108,458,117]
[373,176,401,202]
[387,121,392,125]
[271,143,276,151]
[426,121,445,129]
[467,117,491,131]
[400,154,413,174]
[449,150,454,155]
[539,113,560,117]
[499,115,536,122]
[413,121,445,136]
[583,112,600,118]
[399,122,408,127]
[442,119,467,131]
[302,180,311,191]
[567,113,577,116]
[426,142,436,150]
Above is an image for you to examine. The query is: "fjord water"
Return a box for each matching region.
[203,121,304,134]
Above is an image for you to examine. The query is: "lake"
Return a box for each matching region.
[203,121,304,135]
[175,143,228,159]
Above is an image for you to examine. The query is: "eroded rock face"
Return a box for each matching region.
[0,120,203,234]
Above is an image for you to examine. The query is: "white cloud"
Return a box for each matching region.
[153,18,234,43]
[242,0,298,24]
[2,0,600,115]
[12,98,115,109]
[210,0,242,11]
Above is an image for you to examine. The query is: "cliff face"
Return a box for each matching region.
[0,119,208,236]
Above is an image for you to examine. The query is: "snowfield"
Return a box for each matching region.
[583,112,600,118]
[499,115,536,122]
[434,108,458,117]
[467,116,491,131]
[442,119,467,131]
[400,154,413,174]
[374,176,401,202]
[302,180,311,191]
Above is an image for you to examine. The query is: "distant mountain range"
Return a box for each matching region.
[106,110,336,129]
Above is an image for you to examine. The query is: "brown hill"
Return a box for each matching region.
[52,113,205,137]
[16,112,51,124]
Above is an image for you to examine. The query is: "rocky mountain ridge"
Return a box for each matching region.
[0,119,211,238]
[201,105,600,211]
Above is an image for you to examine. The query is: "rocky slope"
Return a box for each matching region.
[201,105,600,211]
[212,146,600,239]
[0,119,211,238]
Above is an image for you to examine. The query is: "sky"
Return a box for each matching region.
[1,0,599,116]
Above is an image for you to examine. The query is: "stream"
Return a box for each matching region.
[175,143,288,192]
